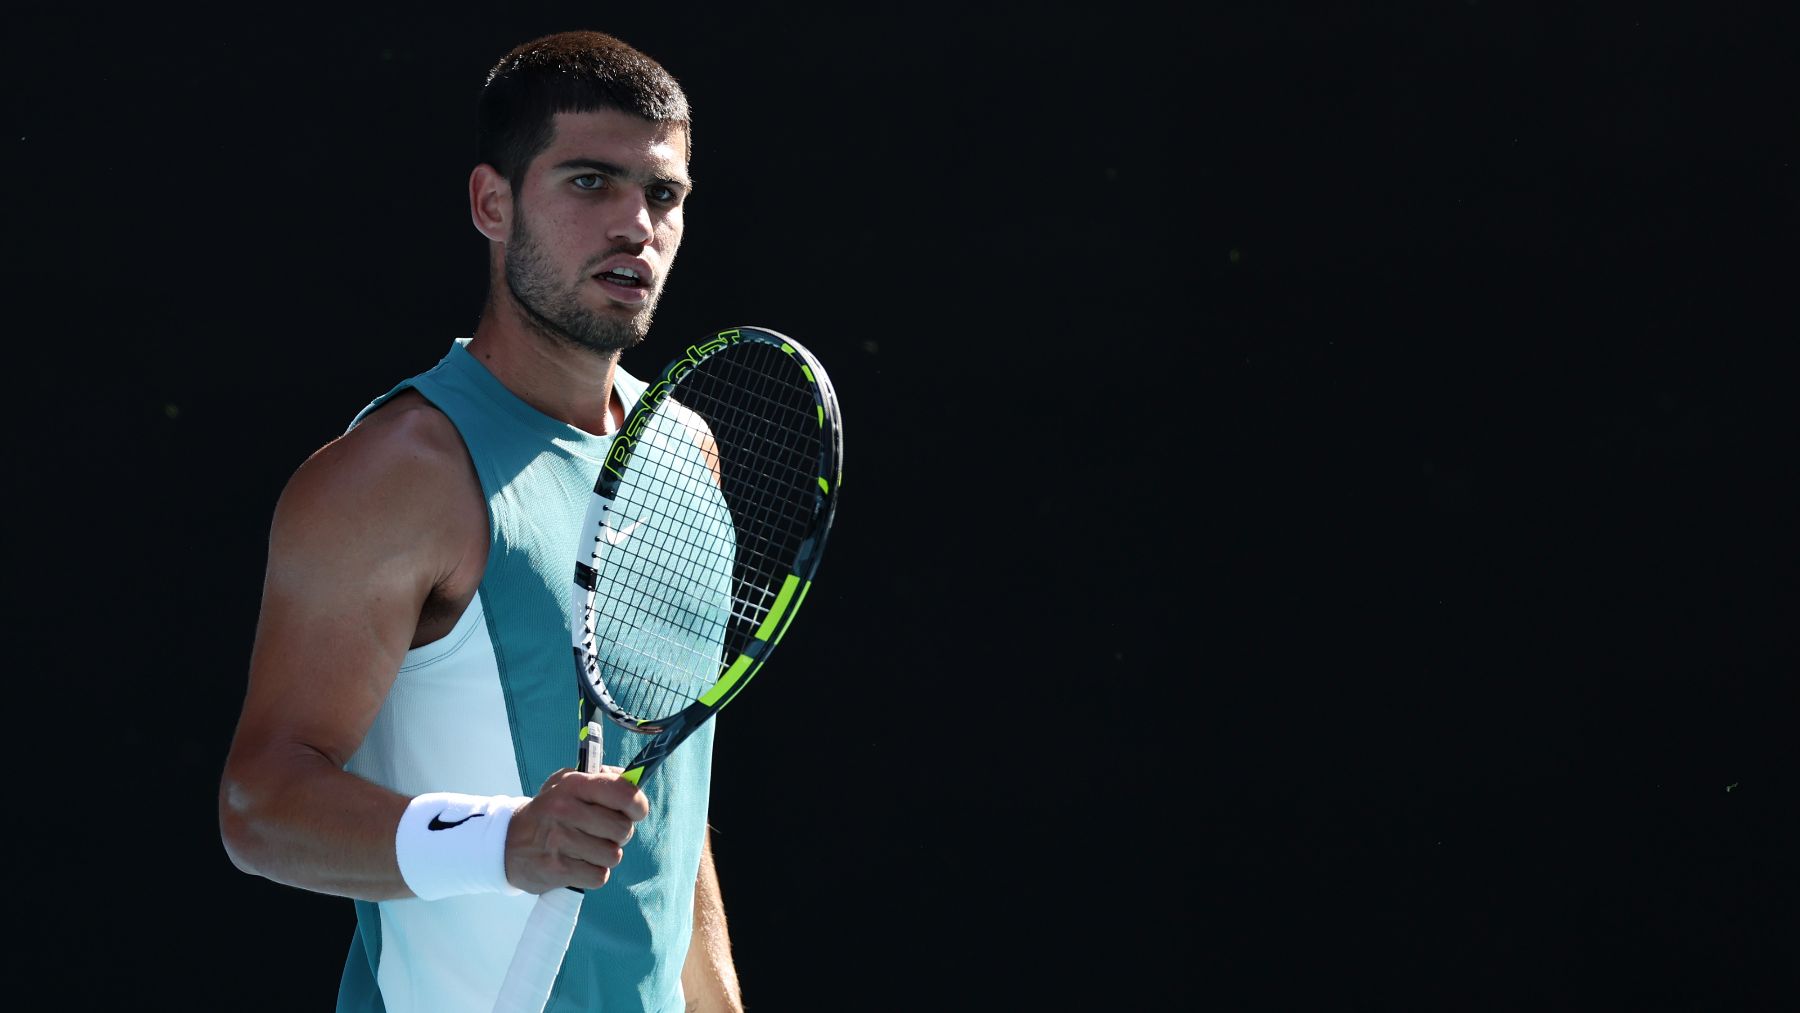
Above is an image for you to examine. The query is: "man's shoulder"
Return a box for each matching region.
[279,390,477,525]
[349,388,461,451]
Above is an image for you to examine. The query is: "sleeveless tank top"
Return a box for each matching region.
[335,338,716,1013]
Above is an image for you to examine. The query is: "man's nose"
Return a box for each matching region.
[607,194,653,245]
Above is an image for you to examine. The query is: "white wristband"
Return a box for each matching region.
[395,792,529,901]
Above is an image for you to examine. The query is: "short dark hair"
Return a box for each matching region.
[477,30,691,184]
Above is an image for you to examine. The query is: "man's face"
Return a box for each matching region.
[504,108,690,355]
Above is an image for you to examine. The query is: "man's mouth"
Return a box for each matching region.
[597,266,646,289]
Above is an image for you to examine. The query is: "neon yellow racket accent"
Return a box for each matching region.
[772,580,813,645]
[753,574,802,642]
[700,652,757,707]
[697,581,812,712]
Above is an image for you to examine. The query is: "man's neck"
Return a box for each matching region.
[465,300,620,436]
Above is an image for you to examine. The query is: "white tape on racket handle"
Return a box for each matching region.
[491,885,583,1013]
[490,720,607,1013]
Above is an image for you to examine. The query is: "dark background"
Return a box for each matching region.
[11,3,1796,1010]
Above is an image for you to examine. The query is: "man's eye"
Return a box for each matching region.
[573,174,605,190]
[649,185,678,204]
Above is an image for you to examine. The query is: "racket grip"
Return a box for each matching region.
[492,886,584,1013]
[491,719,605,1012]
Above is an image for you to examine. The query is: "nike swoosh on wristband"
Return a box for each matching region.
[427,812,484,831]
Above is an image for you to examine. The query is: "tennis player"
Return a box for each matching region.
[218,30,743,1013]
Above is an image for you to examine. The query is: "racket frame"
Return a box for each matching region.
[570,325,842,785]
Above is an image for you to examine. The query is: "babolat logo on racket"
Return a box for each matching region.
[604,330,741,480]
[641,330,739,409]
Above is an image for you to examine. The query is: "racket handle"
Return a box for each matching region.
[491,719,605,1012]
[492,886,583,1013]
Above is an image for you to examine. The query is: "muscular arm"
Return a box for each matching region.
[682,829,744,1013]
[220,395,650,901]
[218,398,483,899]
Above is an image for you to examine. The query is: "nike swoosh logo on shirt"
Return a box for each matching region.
[428,812,484,831]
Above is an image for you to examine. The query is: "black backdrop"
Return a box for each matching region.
[11,4,1796,1010]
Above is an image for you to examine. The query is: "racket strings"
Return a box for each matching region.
[582,426,736,723]
[581,341,826,724]
[678,348,822,633]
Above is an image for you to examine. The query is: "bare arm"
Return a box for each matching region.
[217,398,646,899]
[682,828,744,1013]
[218,401,482,898]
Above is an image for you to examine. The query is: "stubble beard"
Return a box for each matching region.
[503,201,662,357]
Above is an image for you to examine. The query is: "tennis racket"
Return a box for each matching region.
[492,325,843,1013]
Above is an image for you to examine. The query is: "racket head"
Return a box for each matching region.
[569,325,842,769]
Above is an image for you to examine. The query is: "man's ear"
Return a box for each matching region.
[469,163,513,243]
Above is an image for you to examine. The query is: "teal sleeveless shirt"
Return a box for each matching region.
[336,338,716,1013]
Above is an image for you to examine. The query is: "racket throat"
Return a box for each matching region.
[621,728,682,785]
[578,718,607,775]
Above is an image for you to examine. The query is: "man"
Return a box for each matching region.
[219,30,743,1013]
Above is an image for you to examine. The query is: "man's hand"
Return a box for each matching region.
[505,766,650,893]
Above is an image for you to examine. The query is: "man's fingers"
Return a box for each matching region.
[557,825,630,875]
[570,771,650,822]
[538,767,650,823]
[505,768,650,892]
